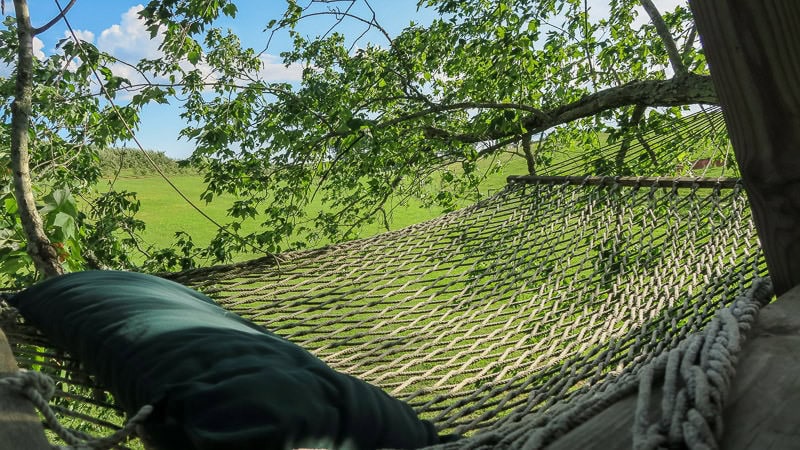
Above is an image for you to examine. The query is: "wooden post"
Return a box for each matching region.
[0,326,51,449]
[688,1,800,296]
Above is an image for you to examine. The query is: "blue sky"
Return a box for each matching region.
[23,1,437,158]
[20,0,683,159]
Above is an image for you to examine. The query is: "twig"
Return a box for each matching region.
[639,0,686,75]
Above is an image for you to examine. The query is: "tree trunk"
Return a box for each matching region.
[690,1,800,296]
[521,134,536,175]
[11,0,63,278]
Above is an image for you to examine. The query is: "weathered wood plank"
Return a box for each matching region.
[0,326,51,449]
[719,285,800,449]
[545,391,639,450]
[689,1,800,296]
[547,285,800,449]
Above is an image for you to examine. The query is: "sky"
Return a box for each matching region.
[16,0,685,159]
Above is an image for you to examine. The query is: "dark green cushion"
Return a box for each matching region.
[10,271,441,450]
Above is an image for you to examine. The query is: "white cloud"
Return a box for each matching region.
[632,0,689,28]
[89,4,302,86]
[67,29,96,44]
[89,5,211,89]
[32,37,45,60]
[256,55,304,82]
[0,37,44,76]
[88,5,167,95]
[54,30,94,72]
[108,61,142,83]
[97,4,162,62]
[588,0,688,28]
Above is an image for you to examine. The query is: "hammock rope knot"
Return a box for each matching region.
[633,277,773,450]
[0,369,152,450]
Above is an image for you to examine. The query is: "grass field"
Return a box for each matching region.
[99,155,531,261]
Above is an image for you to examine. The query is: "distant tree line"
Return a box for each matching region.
[98,148,194,176]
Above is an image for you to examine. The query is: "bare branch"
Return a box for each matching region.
[639,0,686,75]
[378,101,550,131]
[521,133,535,175]
[31,0,76,35]
[536,74,714,127]
[681,25,697,62]
[320,1,357,41]
[581,0,598,88]
[476,136,523,159]
[299,11,393,45]
[615,104,647,171]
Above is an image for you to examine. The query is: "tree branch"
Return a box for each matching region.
[476,135,523,159]
[521,133,535,175]
[422,74,716,145]
[639,0,686,75]
[31,0,76,35]
[378,101,550,130]
[681,25,697,62]
[299,10,393,45]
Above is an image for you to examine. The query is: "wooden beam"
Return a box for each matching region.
[0,326,51,449]
[688,1,800,296]
[506,175,741,189]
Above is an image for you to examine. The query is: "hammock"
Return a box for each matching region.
[0,108,775,448]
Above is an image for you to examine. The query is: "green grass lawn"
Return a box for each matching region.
[96,156,532,262]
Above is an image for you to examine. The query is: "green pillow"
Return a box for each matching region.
[10,271,442,450]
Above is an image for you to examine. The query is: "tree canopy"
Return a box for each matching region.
[2,0,723,285]
[141,0,716,252]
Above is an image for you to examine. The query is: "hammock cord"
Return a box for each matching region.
[0,270,774,450]
[0,175,769,449]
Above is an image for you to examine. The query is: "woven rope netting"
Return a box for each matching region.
[2,176,767,448]
[0,107,773,448]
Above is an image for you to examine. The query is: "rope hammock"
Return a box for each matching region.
[0,108,775,448]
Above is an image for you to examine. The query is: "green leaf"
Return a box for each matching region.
[41,188,78,218]
[53,212,77,241]
[222,3,238,18]
[188,49,201,65]
[3,197,17,215]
